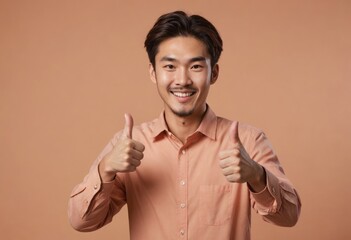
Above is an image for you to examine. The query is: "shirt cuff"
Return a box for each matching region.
[70,163,113,218]
[250,168,281,214]
[99,180,115,195]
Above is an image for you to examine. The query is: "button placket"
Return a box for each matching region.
[178,147,188,238]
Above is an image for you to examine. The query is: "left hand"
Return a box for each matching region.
[219,121,266,192]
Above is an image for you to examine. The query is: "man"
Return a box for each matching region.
[68,11,301,240]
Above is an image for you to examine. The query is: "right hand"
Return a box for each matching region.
[99,113,145,182]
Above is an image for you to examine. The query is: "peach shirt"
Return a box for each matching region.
[68,107,301,240]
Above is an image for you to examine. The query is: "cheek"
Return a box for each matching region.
[191,73,212,87]
[156,71,173,84]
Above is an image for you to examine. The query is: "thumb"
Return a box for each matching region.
[229,121,241,145]
[122,113,134,139]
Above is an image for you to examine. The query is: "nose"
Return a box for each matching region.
[175,68,192,86]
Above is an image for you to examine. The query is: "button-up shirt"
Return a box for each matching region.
[68,107,301,240]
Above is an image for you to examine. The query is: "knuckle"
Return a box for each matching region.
[123,162,130,168]
[219,160,225,168]
[140,145,145,152]
[127,142,135,149]
[226,167,233,175]
[233,149,240,156]
[121,139,132,148]
[227,173,241,183]
[122,154,129,161]
[124,148,132,155]
[226,175,234,182]
[233,158,240,165]
[220,159,230,168]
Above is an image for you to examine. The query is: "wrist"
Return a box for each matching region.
[98,160,117,182]
[248,164,266,193]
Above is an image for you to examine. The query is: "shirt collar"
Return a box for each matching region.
[151,105,217,141]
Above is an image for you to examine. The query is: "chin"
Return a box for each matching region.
[171,108,194,117]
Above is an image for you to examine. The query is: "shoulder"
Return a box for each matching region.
[132,117,162,141]
[108,117,160,145]
[216,116,264,139]
[216,116,273,157]
[137,117,159,132]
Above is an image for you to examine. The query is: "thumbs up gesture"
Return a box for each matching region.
[219,121,266,192]
[99,113,145,182]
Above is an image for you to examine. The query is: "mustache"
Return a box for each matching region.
[168,87,197,92]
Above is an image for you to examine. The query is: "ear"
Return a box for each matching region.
[210,64,219,85]
[149,63,157,84]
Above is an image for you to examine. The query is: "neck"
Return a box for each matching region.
[164,105,207,144]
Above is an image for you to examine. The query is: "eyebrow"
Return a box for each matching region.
[160,56,207,63]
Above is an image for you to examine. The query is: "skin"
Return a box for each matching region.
[99,36,266,192]
[219,121,266,192]
[99,113,145,182]
[149,36,218,143]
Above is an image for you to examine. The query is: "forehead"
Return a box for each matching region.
[156,36,210,61]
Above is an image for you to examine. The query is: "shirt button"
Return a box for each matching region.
[180,180,186,186]
[180,203,186,208]
[94,184,98,190]
[182,149,186,155]
[180,229,185,236]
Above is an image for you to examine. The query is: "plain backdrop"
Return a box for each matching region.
[1,0,350,239]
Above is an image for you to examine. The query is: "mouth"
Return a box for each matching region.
[171,91,196,98]
[170,88,197,99]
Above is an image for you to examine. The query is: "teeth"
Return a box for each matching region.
[172,92,193,97]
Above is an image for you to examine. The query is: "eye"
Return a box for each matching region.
[191,64,204,71]
[163,64,176,71]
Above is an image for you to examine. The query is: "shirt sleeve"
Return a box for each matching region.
[246,130,302,227]
[68,133,127,232]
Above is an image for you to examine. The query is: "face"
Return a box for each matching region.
[149,36,219,119]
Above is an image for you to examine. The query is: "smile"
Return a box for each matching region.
[171,91,195,98]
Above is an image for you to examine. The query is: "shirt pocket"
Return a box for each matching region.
[199,185,233,225]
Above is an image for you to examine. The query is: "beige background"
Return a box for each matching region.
[1,0,350,239]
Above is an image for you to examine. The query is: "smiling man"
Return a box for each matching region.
[68,11,301,240]
[150,36,218,143]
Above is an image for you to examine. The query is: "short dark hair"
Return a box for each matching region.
[144,11,223,68]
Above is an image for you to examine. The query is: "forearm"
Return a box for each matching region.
[242,129,301,226]
[261,190,301,227]
[251,169,301,227]
[68,182,116,232]
[68,139,127,232]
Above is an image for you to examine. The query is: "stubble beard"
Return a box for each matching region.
[171,107,194,117]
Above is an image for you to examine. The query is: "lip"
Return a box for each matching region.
[170,89,196,103]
